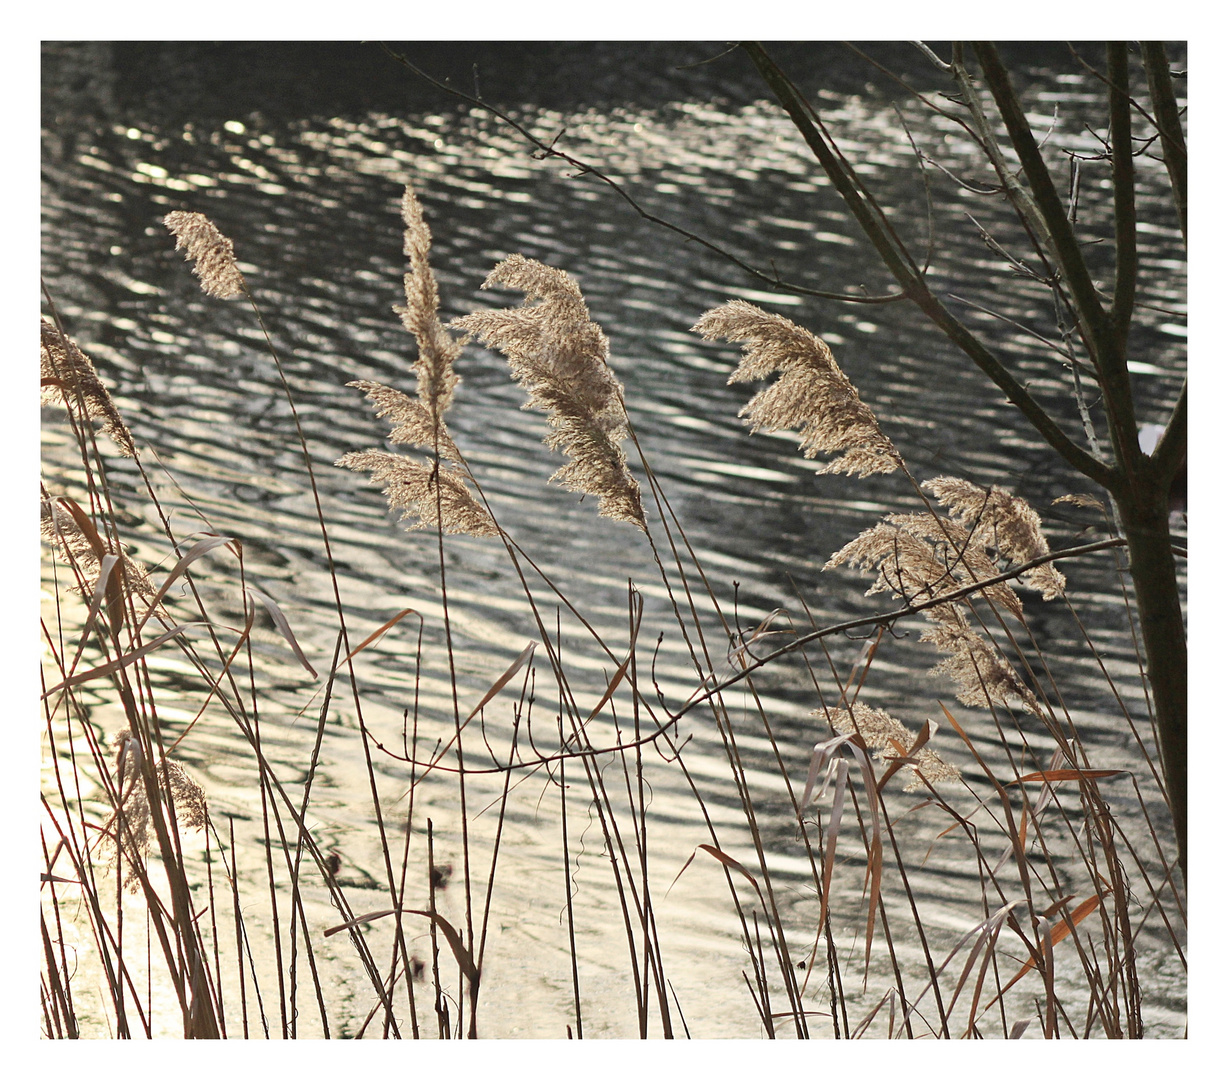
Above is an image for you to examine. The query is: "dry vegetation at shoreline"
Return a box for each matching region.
[39,177,1185,1038]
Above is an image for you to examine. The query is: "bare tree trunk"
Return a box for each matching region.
[1118,490,1187,879]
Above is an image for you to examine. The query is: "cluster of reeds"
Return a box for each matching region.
[39,183,1184,1039]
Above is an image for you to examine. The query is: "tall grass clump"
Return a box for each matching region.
[41,162,1183,1039]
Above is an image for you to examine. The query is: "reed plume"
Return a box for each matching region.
[162,211,246,299]
[920,609,1041,714]
[337,449,497,537]
[826,514,1040,713]
[40,317,135,457]
[923,477,1065,599]
[827,702,960,791]
[106,732,208,892]
[691,300,899,477]
[338,184,495,538]
[41,496,155,602]
[451,254,647,530]
[395,186,461,420]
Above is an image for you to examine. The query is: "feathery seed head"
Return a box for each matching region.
[346,380,463,463]
[826,511,1040,715]
[692,300,899,477]
[40,318,136,457]
[162,211,246,299]
[337,450,498,538]
[923,477,1065,599]
[398,185,462,419]
[339,185,493,537]
[451,255,646,530]
[1054,492,1107,513]
[106,732,208,892]
[826,702,960,791]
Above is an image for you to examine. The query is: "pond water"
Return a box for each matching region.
[40,42,1186,1038]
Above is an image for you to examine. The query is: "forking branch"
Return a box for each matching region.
[741,40,1186,879]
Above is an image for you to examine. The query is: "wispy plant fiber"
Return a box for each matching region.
[826,514,1041,714]
[336,450,497,537]
[924,477,1066,599]
[107,732,208,892]
[395,186,463,421]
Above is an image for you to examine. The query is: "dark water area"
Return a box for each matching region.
[41,41,1186,1037]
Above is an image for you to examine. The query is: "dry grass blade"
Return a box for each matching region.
[69,553,120,673]
[323,909,400,938]
[247,589,318,679]
[939,702,1031,881]
[1007,769,1124,785]
[42,625,188,697]
[465,641,537,724]
[585,652,633,724]
[901,900,1027,1028]
[55,494,107,561]
[1038,916,1057,1038]
[666,849,699,898]
[134,534,235,633]
[168,605,257,754]
[978,893,1104,1015]
[42,496,155,624]
[815,758,849,954]
[799,732,858,809]
[851,988,898,1038]
[339,608,417,666]
[403,909,480,986]
[829,703,959,793]
[698,844,763,900]
[941,904,1013,1033]
[875,721,936,794]
[863,831,883,984]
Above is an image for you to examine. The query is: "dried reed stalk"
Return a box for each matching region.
[338,185,495,537]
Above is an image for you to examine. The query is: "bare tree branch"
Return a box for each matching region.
[741,41,1115,491]
[1107,43,1138,337]
[377,43,906,306]
[1141,42,1187,242]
